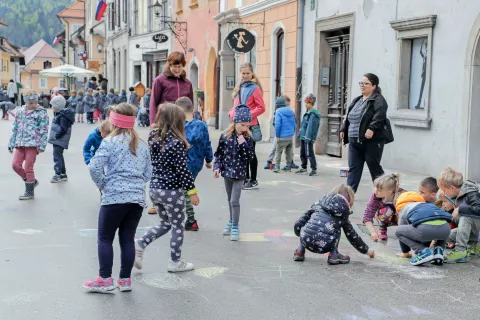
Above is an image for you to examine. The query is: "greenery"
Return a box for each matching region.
[0,0,75,47]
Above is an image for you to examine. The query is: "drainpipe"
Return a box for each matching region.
[295,0,305,148]
[214,1,221,130]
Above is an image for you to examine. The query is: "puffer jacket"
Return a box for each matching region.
[96,94,107,112]
[214,132,254,180]
[48,108,75,149]
[185,119,213,179]
[83,127,103,165]
[66,96,77,110]
[83,95,96,113]
[8,105,49,151]
[294,194,369,254]
[456,180,480,218]
[75,96,84,113]
[274,106,296,139]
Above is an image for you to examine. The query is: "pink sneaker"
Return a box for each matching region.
[378,226,388,241]
[83,276,116,294]
[117,278,132,292]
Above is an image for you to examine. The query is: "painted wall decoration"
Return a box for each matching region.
[409,37,427,109]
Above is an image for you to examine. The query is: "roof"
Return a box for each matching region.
[57,0,85,19]
[0,37,24,58]
[22,39,62,66]
[0,18,7,27]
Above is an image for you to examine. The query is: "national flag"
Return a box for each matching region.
[95,0,108,21]
[53,36,61,45]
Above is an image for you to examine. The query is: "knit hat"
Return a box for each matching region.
[275,97,286,108]
[233,104,252,123]
[51,95,66,110]
[305,93,316,105]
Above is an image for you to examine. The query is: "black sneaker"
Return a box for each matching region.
[309,170,317,176]
[327,252,350,265]
[60,174,68,181]
[50,175,62,183]
[293,250,305,261]
[185,220,199,231]
[243,179,250,187]
[243,180,259,190]
[295,168,307,174]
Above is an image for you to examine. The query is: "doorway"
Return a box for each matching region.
[467,22,480,181]
[189,62,199,111]
[275,30,285,97]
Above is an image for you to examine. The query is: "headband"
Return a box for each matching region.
[109,111,136,129]
[24,94,39,103]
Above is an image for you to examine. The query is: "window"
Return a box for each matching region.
[133,0,139,35]
[148,0,153,32]
[109,2,116,30]
[59,79,66,88]
[116,0,121,27]
[390,15,436,128]
[162,0,168,29]
[123,0,127,23]
[39,78,47,89]
[246,34,257,70]
[43,60,52,69]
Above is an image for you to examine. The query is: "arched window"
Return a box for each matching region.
[43,60,52,69]
[275,30,285,97]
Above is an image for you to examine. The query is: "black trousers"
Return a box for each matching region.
[246,141,258,181]
[86,112,94,123]
[53,145,66,175]
[300,140,317,170]
[98,203,143,279]
[346,139,385,193]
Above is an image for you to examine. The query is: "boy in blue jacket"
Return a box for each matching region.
[83,120,112,165]
[176,97,213,231]
[296,94,320,176]
[273,97,296,173]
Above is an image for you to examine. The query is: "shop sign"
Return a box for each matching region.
[226,28,256,53]
[153,33,169,43]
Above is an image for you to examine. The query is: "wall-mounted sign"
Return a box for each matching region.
[226,28,256,54]
[153,33,169,43]
[88,61,100,72]
[226,76,235,90]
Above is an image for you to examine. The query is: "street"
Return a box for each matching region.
[0,110,479,320]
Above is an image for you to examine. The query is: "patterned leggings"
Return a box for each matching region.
[138,189,186,262]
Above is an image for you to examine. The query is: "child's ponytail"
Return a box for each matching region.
[374,173,400,194]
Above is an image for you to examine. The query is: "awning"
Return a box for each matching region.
[142,50,168,63]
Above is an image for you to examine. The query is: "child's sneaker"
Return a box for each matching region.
[264,161,272,169]
[223,220,232,235]
[230,226,239,241]
[272,165,280,173]
[243,180,259,190]
[468,243,480,257]
[295,168,307,174]
[445,249,469,263]
[293,249,305,261]
[134,240,144,270]
[168,260,194,272]
[327,252,350,265]
[83,276,116,293]
[117,278,132,292]
[148,207,157,214]
[185,220,199,231]
[309,170,317,176]
[410,248,434,266]
[281,165,291,172]
[431,247,444,265]
[50,175,62,183]
[378,226,388,240]
[60,174,68,181]
[289,162,299,169]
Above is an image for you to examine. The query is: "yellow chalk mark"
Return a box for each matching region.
[239,233,269,242]
[194,267,229,279]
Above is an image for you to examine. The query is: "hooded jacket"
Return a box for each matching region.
[118,91,128,103]
[48,108,75,149]
[9,105,49,151]
[274,106,296,139]
[299,108,320,142]
[128,92,139,107]
[228,80,266,126]
[149,65,194,125]
[66,96,77,110]
[185,119,214,179]
[83,127,103,165]
[214,132,254,180]
[294,194,369,254]
[456,180,480,218]
[75,96,84,113]
[83,94,96,113]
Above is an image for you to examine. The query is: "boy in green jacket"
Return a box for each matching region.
[296,94,320,176]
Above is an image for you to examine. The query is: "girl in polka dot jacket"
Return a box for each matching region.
[214,104,254,241]
[135,103,200,273]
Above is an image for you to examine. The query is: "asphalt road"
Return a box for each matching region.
[0,110,479,320]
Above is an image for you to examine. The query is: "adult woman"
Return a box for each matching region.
[339,73,388,193]
[149,51,193,126]
[228,62,265,190]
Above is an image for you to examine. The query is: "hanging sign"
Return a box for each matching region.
[153,33,169,43]
[226,28,256,53]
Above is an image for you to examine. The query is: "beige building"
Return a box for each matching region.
[84,0,105,76]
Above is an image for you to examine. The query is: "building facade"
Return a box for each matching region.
[85,0,106,77]
[0,37,24,89]
[57,0,86,70]
[300,1,480,181]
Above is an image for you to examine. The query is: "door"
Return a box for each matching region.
[325,33,350,157]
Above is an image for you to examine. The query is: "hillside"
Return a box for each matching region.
[0,0,75,47]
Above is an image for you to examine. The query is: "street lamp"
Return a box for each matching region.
[152,1,162,18]
[97,42,103,53]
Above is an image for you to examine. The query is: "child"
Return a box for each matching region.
[137,88,151,127]
[75,91,85,123]
[394,191,452,266]
[265,95,299,170]
[99,89,108,120]
[8,90,49,200]
[293,184,375,264]
[418,176,442,207]
[214,105,254,241]
[296,94,320,176]
[0,101,16,120]
[83,120,112,165]
[83,103,152,293]
[363,173,405,241]
[128,87,139,108]
[48,96,75,183]
[176,97,213,231]
[84,88,96,124]
[93,90,103,123]
[272,97,296,173]
[134,103,200,272]
[119,89,127,103]
[438,167,480,263]
[104,88,117,118]
[66,90,77,112]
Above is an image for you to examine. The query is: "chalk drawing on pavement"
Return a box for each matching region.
[12,229,43,235]
[194,267,228,279]
[238,233,268,242]
[78,227,153,238]
[0,292,46,306]
[134,273,196,290]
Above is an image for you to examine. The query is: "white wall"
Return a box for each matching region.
[302,0,480,177]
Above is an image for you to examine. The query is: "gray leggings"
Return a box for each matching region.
[224,178,243,226]
[395,223,451,253]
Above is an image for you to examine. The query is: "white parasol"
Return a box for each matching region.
[39,64,96,78]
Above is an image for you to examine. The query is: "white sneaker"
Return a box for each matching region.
[134,240,144,270]
[167,260,194,273]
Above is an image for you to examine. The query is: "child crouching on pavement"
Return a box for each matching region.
[83,103,152,293]
[394,192,452,266]
[438,167,480,263]
[8,90,49,200]
[48,96,75,183]
[176,97,213,231]
[83,120,112,165]
[293,184,375,264]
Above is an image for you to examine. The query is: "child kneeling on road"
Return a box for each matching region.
[394,192,452,266]
[293,184,375,265]
[438,167,480,263]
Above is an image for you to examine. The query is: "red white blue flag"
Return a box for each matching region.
[52,37,61,45]
[95,0,108,21]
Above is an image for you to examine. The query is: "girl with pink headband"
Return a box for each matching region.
[83,103,152,293]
